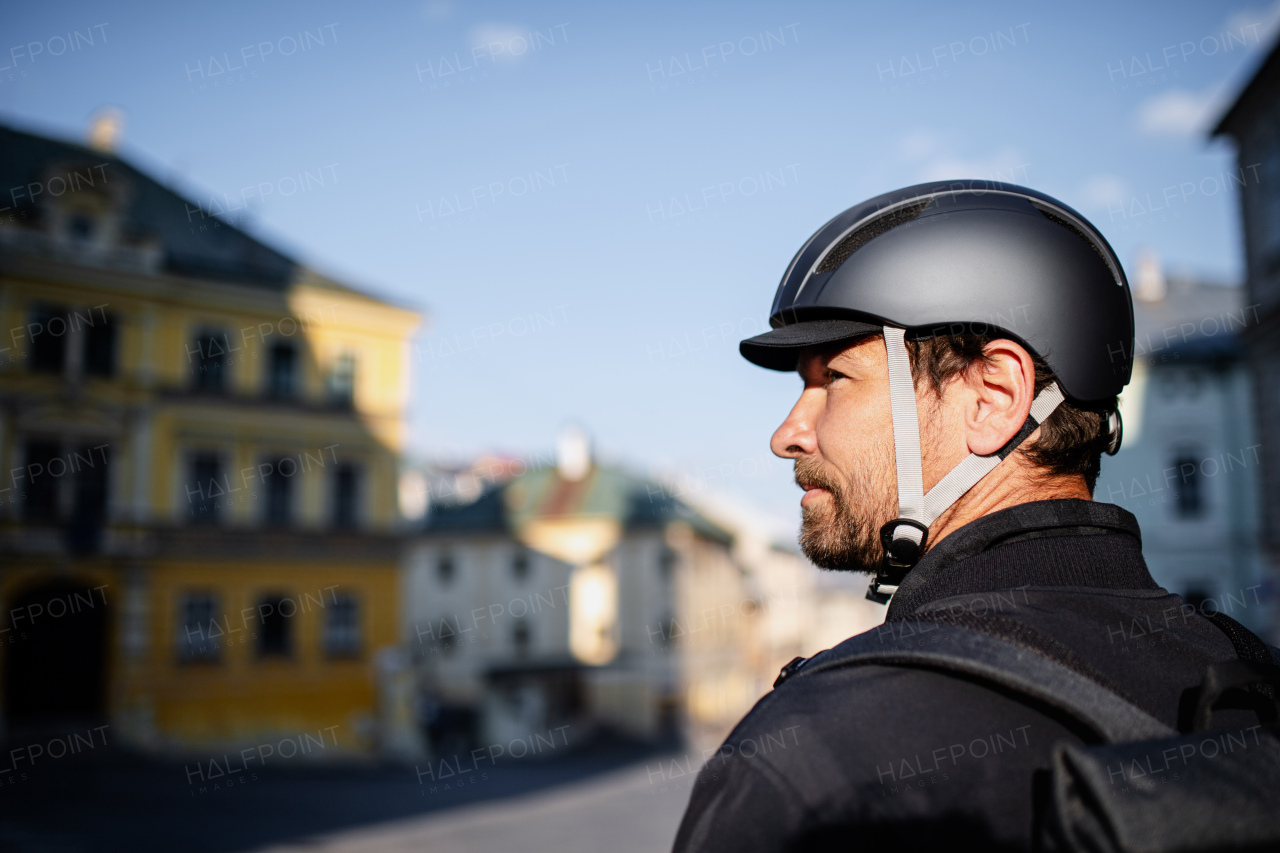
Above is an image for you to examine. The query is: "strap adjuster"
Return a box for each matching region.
[1104,408,1123,456]
[865,580,898,605]
[880,518,929,569]
[867,518,929,604]
[774,655,810,687]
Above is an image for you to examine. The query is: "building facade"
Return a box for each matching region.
[0,123,421,755]
[1211,38,1280,639]
[1093,261,1267,632]
[403,438,883,754]
[405,453,758,749]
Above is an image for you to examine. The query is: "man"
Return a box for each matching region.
[672,181,1267,851]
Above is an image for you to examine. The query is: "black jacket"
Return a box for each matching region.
[672,499,1258,852]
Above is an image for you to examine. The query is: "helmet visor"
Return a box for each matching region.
[740,319,882,371]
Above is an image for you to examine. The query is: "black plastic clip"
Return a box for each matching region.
[865,580,897,605]
[774,655,809,688]
[866,518,929,604]
[879,518,929,569]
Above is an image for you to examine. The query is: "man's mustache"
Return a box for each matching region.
[794,457,842,494]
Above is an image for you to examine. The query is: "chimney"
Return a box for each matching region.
[1135,247,1166,303]
[556,426,592,482]
[86,107,125,152]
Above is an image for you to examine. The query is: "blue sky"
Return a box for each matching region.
[3,0,1275,532]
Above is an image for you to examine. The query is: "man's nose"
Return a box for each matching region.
[771,395,818,459]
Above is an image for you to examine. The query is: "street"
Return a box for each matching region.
[0,739,696,853]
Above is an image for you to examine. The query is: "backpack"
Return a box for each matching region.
[774,611,1280,852]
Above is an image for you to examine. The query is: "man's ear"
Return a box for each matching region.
[962,339,1036,457]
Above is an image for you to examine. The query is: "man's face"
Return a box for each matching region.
[770,336,899,574]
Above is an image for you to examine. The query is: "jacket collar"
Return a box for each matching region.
[884,499,1147,620]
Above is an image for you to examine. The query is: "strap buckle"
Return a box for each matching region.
[880,518,929,570]
[867,518,929,604]
[1104,408,1123,456]
[774,655,810,687]
[865,580,898,605]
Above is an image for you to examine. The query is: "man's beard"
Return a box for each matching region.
[795,450,896,575]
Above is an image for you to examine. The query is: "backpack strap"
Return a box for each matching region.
[1173,610,1280,730]
[910,608,1141,708]
[793,621,1173,743]
[1201,610,1280,669]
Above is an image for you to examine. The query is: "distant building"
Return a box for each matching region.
[1211,37,1280,639]
[404,434,882,752]
[0,122,422,755]
[1093,259,1267,632]
[679,493,884,679]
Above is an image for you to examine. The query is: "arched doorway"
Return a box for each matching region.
[4,579,109,727]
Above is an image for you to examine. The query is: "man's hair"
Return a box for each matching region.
[906,333,1114,493]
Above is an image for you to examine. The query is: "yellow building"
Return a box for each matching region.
[0,123,421,757]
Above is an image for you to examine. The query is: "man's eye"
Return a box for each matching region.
[824,370,847,383]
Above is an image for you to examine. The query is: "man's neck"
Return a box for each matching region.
[925,460,1091,554]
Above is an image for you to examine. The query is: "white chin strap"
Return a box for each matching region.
[870,327,1065,603]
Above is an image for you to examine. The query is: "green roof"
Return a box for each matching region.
[423,464,731,545]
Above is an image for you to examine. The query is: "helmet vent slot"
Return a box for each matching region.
[815,200,932,273]
[1033,203,1113,275]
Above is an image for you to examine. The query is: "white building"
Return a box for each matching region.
[1093,258,1268,631]
[401,439,884,756]
[684,492,885,675]
[403,444,768,753]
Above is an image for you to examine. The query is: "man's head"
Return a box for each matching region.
[773,330,1115,574]
[739,181,1133,592]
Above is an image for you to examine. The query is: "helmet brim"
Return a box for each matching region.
[740,319,882,371]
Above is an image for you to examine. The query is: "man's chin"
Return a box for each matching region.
[798,504,880,571]
[798,525,878,574]
[802,551,877,575]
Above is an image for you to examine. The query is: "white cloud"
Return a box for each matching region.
[912,146,1031,185]
[1135,89,1216,136]
[468,23,534,64]
[898,131,940,162]
[1077,174,1130,210]
[893,131,1031,185]
[1221,1,1280,48]
[421,1,451,21]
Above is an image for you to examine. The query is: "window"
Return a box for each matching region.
[513,620,531,658]
[82,312,117,378]
[69,444,110,554]
[655,612,676,648]
[324,594,361,658]
[332,464,359,528]
[437,618,460,655]
[658,547,677,579]
[327,353,355,407]
[267,342,297,399]
[512,549,530,581]
[22,440,62,522]
[256,594,293,658]
[1261,138,1280,256]
[188,452,222,524]
[1172,451,1204,518]
[437,552,455,585]
[29,305,68,375]
[263,457,293,526]
[68,214,95,242]
[191,329,229,392]
[178,593,221,662]
[71,444,109,520]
